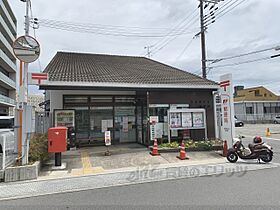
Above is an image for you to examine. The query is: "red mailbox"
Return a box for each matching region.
[48,127,68,153]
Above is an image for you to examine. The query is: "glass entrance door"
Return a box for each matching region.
[115,106,136,143]
[74,106,90,139]
[89,106,113,144]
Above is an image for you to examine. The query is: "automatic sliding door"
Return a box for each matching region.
[115,106,136,143]
[74,107,90,139]
[89,106,113,144]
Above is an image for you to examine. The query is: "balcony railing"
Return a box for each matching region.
[0,49,16,72]
[0,15,15,43]
[0,94,15,106]
[0,71,15,89]
[0,2,16,34]
[0,31,14,59]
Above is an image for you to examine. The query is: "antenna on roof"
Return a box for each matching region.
[144,45,153,58]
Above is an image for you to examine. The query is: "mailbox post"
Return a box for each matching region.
[48,127,68,167]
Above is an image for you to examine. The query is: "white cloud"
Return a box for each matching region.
[9,0,280,95]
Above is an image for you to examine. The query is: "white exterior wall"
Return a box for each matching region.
[234,101,280,123]
[234,103,245,120]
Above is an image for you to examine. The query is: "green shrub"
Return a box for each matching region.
[158,141,179,148]
[29,134,50,163]
[158,139,221,150]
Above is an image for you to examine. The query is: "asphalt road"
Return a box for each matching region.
[1,125,279,210]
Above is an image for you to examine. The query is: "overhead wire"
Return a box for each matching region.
[38,18,196,32]
[205,0,247,28]
[208,45,280,63]
[175,38,195,61]
[208,56,271,70]
[34,18,199,38]
[215,0,247,21]
[151,12,199,56]
[150,7,198,51]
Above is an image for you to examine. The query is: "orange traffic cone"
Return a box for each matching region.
[150,139,160,156]
[223,140,228,157]
[266,128,271,137]
[177,141,189,160]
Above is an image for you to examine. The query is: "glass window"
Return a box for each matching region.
[64,96,88,104]
[149,107,168,123]
[115,96,135,103]
[89,107,113,141]
[0,118,14,129]
[90,96,112,103]
[246,107,253,114]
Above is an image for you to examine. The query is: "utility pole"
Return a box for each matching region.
[199,0,207,79]
[19,0,30,165]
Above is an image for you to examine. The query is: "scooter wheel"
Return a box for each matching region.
[227,152,238,163]
[260,153,273,163]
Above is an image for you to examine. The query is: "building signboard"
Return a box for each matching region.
[167,108,207,143]
[28,73,48,85]
[168,109,206,130]
[220,73,235,146]
[54,110,75,127]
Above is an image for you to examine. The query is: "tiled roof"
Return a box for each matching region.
[43,52,218,87]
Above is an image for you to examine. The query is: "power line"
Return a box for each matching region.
[150,8,198,51]
[175,38,195,60]
[209,56,272,69]
[36,23,197,38]
[215,0,247,20]
[151,17,199,56]
[208,45,280,63]
[205,0,247,29]
[33,18,199,38]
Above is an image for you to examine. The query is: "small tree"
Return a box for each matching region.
[29,134,50,163]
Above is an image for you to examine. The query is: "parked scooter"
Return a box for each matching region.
[227,136,273,163]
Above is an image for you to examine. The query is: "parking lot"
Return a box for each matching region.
[236,123,280,140]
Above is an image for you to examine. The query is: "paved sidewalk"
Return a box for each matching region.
[39,146,226,180]
[0,161,279,201]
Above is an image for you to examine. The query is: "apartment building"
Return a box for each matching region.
[0,0,17,115]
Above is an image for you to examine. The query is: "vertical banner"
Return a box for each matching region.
[220,73,235,146]
[105,131,111,146]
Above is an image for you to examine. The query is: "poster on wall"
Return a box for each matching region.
[182,112,192,128]
[102,120,114,132]
[54,110,75,127]
[170,112,181,128]
[123,116,129,132]
[192,112,204,128]
[155,123,163,138]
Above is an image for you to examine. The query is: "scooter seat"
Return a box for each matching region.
[248,143,265,153]
[248,143,254,152]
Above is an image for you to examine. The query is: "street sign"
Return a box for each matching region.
[105,131,111,146]
[13,35,40,63]
[28,72,48,85]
